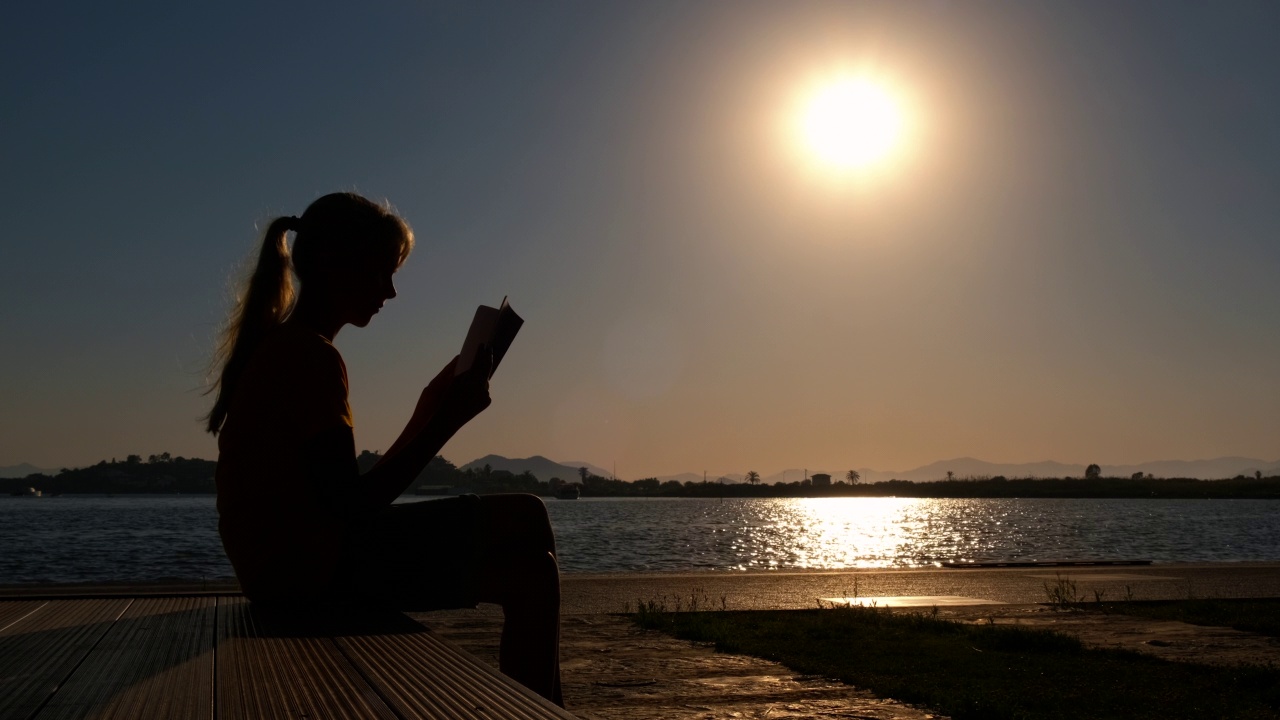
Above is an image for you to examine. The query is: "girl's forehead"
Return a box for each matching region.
[346,235,404,262]
[348,248,398,269]
[365,244,405,272]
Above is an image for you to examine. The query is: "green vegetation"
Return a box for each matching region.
[1097,598,1280,638]
[633,606,1280,720]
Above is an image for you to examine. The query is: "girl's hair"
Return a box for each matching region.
[204,192,413,435]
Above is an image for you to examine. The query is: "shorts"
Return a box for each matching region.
[330,494,484,611]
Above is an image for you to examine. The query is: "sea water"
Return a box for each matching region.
[1,495,1277,585]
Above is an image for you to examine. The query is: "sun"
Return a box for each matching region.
[799,76,906,171]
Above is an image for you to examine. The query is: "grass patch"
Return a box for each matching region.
[1098,598,1280,638]
[634,606,1280,720]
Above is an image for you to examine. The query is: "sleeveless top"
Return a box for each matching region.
[215,323,354,602]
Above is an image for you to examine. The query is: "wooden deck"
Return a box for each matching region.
[0,595,577,720]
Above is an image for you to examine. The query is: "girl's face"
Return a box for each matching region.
[328,247,401,328]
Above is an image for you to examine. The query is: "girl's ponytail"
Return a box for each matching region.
[204,216,298,434]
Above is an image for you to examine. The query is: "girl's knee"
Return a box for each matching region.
[482,492,547,517]
[505,493,551,521]
[482,493,556,545]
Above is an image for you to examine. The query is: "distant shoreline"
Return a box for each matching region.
[5,482,1279,500]
[4,454,1277,500]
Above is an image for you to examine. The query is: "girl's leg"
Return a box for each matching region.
[473,494,563,706]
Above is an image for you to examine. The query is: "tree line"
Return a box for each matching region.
[3,454,219,495]
[4,453,1277,499]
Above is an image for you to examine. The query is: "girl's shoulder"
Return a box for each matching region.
[263,323,345,367]
[241,324,349,397]
[228,323,351,424]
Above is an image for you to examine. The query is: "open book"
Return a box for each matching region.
[456,296,524,378]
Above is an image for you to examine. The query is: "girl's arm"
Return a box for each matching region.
[308,351,492,513]
[377,355,459,464]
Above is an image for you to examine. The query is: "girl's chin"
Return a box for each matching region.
[344,307,380,328]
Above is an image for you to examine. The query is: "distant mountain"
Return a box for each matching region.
[459,455,611,482]
[882,458,1084,482]
[1107,457,1280,480]
[656,472,704,484]
[0,463,53,479]
[558,460,615,479]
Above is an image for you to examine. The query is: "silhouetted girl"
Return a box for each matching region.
[206,192,561,703]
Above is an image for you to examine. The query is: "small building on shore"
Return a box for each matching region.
[811,473,832,487]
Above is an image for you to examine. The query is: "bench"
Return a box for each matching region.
[0,594,578,719]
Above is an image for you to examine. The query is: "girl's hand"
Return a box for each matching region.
[408,356,460,428]
[437,346,493,431]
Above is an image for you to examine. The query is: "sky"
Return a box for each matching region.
[2,1,1278,478]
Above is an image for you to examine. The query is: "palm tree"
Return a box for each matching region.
[746,470,761,485]
[846,470,861,484]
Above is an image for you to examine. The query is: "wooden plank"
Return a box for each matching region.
[3,595,575,720]
[0,600,48,633]
[216,597,398,720]
[0,581,240,600]
[336,619,579,720]
[0,599,132,720]
[33,596,215,720]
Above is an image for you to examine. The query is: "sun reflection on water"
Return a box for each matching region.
[682,496,1030,571]
[736,497,950,570]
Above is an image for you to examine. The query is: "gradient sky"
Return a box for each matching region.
[2,1,1278,478]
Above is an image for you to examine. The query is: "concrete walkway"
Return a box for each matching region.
[426,611,944,720]
[559,562,1280,613]
[4,562,1276,609]
[418,563,1280,719]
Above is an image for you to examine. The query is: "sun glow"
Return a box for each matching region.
[799,76,906,171]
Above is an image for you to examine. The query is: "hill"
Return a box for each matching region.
[0,463,54,479]
[459,455,610,482]
[0,455,216,494]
